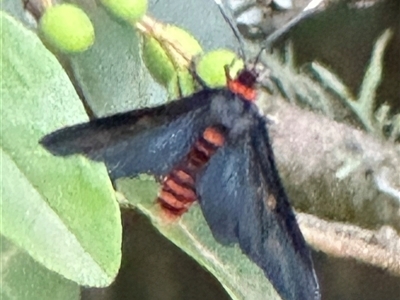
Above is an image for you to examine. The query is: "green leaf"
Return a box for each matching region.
[1,11,121,287]
[116,178,281,300]
[1,237,80,300]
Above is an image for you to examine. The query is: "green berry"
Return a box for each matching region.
[142,24,202,97]
[161,25,202,62]
[196,49,244,88]
[142,35,176,88]
[101,0,147,22]
[176,69,196,97]
[40,4,95,53]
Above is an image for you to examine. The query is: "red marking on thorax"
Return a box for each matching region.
[228,80,256,101]
[226,67,258,102]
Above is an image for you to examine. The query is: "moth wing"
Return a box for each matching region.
[41,90,213,178]
[196,121,320,300]
[251,119,320,300]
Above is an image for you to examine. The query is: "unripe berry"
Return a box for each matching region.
[40,4,95,53]
[101,0,148,23]
[196,49,244,88]
[142,24,202,97]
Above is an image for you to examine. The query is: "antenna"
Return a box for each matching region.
[214,0,247,61]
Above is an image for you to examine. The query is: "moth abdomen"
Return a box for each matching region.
[158,126,225,216]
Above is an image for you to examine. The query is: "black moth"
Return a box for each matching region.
[40,65,320,300]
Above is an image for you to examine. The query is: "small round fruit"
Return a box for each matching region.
[160,25,202,64]
[142,35,176,88]
[196,49,244,88]
[101,0,147,22]
[40,4,95,53]
[142,24,202,95]
[176,69,196,97]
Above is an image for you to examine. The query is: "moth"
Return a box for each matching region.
[40,65,320,300]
